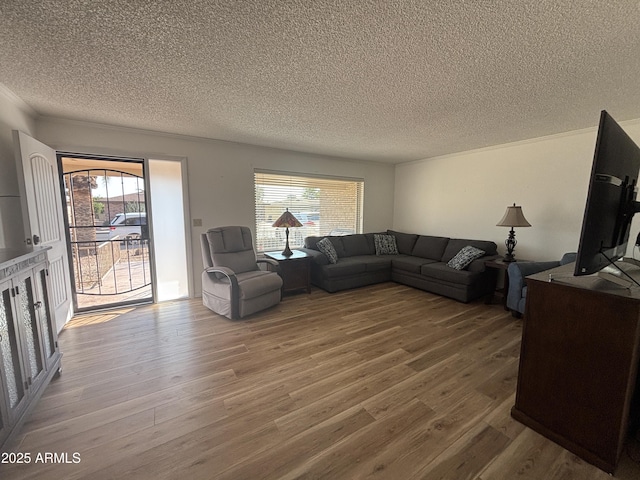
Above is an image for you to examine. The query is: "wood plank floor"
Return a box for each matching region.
[2,283,640,479]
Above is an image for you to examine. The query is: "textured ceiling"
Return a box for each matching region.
[2,1,640,163]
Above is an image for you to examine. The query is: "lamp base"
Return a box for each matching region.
[282,227,293,256]
[504,228,517,263]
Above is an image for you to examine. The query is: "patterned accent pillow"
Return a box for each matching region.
[447,245,485,270]
[317,237,339,264]
[374,234,398,255]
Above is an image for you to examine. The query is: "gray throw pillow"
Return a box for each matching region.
[447,246,485,270]
[317,237,339,264]
[374,234,398,255]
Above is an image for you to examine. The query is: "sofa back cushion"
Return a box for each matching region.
[442,239,498,263]
[341,234,375,257]
[304,235,324,250]
[305,234,376,258]
[387,230,418,255]
[411,235,450,260]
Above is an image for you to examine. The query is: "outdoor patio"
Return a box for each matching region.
[75,240,152,310]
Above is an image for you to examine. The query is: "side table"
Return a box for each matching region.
[484,258,529,312]
[264,250,311,294]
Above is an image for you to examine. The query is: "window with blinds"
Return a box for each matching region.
[254,171,364,252]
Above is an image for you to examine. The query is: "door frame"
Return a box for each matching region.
[57,151,194,309]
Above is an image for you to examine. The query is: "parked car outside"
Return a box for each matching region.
[295,212,319,226]
[95,212,147,242]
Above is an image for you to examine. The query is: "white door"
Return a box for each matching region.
[13,131,72,332]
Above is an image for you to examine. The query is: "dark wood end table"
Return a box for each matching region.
[264,250,311,294]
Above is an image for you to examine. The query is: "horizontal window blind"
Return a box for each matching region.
[255,171,364,252]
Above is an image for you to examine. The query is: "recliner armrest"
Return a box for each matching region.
[257,257,280,272]
[204,266,240,318]
[257,257,279,267]
[205,266,238,283]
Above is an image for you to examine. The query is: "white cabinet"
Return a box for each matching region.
[0,247,61,450]
[0,276,29,441]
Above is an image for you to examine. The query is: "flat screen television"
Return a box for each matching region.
[574,110,640,277]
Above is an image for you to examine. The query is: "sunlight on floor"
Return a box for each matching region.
[66,307,137,327]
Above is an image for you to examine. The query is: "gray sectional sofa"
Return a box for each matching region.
[300,230,500,303]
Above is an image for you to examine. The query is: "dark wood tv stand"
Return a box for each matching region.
[511,262,640,474]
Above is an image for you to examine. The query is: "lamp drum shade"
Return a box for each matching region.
[496,204,531,228]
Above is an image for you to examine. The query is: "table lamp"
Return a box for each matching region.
[496,203,531,262]
[272,209,302,256]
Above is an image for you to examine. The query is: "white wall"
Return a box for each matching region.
[35,117,396,295]
[0,86,37,248]
[394,118,640,262]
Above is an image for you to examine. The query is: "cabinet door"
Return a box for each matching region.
[14,271,46,392]
[0,280,28,424]
[0,375,8,446]
[32,265,59,370]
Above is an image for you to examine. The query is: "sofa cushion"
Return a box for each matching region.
[341,234,375,257]
[421,262,482,286]
[304,235,324,250]
[411,235,450,260]
[321,258,367,278]
[391,255,437,273]
[317,237,339,264]
[447,246,486,270]
[374,234,398,255]
[387,230,419,255]
[359,255,393,272]
[442,239,497,263]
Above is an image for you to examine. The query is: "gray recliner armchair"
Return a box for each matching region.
[201,226,283,319]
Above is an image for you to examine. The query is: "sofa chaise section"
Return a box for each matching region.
[391,236,500,303]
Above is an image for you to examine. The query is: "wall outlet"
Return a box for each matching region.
[192,218,203,227]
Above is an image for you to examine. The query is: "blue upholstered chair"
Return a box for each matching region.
[506,252,577,317]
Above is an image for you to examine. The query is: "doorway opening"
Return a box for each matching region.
[59,154,154,312]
